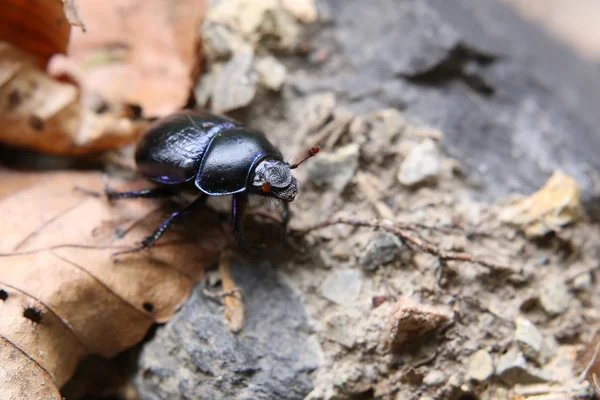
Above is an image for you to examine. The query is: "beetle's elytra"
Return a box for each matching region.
[108,110,319,253]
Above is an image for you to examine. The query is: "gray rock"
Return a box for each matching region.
[422,370,447,386]
[467,349,494,382]
[539,278,571,316]
[515,316,555,365]
[358,232,405,271]
[398,139,441,187]
[307,143,359,193]
[320,268,364,306]
[496,347,552,386]
[293,0,600,211]
[135,260,318,400]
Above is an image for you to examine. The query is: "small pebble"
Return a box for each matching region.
[358,232,404,271]
[496,347,551,386]
[515,316,555,365]
[255,56,287,90]
[539,278,571,316]
[572,272,592,290]
[397,139,441,187]
[321,268,364,306]
[388,296,451,347]
[308,143,359,193]
[467,349,494,382]
[422,370,447,386]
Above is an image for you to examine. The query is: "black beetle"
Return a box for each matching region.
[106,110,319,253]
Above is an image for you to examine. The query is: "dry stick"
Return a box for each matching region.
[219,250,244,333]
[294,217,509,272]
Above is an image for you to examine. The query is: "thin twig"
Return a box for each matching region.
[220,250,244,333]
[293,217,509,271]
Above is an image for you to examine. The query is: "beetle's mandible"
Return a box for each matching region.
[106,110,319,253]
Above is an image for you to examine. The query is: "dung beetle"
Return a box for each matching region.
[106,110,319,253]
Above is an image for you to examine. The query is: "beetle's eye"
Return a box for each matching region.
[261,182,272,192]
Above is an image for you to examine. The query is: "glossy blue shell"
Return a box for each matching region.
[135,110,283,195]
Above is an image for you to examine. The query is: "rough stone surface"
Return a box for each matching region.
[467,349,494,382]
[135,260,319,400]
[397,139,441,187]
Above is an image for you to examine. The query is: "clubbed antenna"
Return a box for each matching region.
[290,146,320,169]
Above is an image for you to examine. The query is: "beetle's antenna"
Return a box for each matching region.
[290,146,320,169]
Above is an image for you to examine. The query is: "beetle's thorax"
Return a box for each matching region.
[252,159,299,201]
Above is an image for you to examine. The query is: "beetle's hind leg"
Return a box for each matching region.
[103,176,177,201]
[114,194,208,256]
[105,186,177,201]
[75,175,178,200]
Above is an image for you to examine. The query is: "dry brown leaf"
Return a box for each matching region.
[0,169,226,398]
[0,42,148,154]
[0,0,71,68]
[56,0,206,118]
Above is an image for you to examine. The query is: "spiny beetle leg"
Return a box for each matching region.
[113,194,207,256]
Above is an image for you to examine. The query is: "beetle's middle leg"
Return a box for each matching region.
[114,194,207,255]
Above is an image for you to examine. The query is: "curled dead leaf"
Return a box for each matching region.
[0,169,225,398]
[0,0,71,68]
[59,0,206,118]
[0,42,148,154]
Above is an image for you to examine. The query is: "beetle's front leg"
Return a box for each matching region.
[231,192,249,250]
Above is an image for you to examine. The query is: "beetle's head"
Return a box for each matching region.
[251,146,320,202]
[252,159,299,202]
